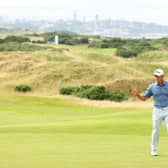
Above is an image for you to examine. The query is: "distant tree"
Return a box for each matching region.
[100,42,109,48]
[79,37,89,44]
[116,47,137,58]
[109,38,126,48]
[4,36,30,43]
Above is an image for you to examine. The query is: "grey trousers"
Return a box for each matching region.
[151,107,168,152]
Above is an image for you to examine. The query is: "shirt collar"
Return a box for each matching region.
[157,81,166,86]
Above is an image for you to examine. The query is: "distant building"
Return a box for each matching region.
[46,35,59,44]
[73,12,77,21]
[93,14,100,35]
[95,14,99,26]
[55,35,59,45]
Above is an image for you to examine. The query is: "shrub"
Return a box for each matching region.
[74,86,110,100]
[59,87,78,95]
[116,47,137,58]
[0,39,4,43]
[156,38,168,46]
[128,41,153,53]
[4,36,30,43]
[109,91,127,102]
[64,39,76,45]
[32,40,45,44]
[15,85,32,92]
[108,38,126,48]
[100,42,109,48]
[43,31,77,45]
[79,37,89,44]
[59,85,92,95]
[59,85,127,102]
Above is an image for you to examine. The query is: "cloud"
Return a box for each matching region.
[0,0,168,25]
[0,0,85,7]
[135,0,168,6]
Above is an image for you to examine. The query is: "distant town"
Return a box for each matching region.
[1,14,168,38]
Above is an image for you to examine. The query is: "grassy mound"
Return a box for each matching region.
[0,44,167,96]
[106,78,154,97]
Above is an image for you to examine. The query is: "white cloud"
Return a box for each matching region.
[136,0,168,5]
[0,0,85,7]
[0,0,168,25]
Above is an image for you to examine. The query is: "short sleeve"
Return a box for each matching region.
[144,84,153,98]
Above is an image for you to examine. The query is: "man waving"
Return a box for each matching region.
[132,69,168,156]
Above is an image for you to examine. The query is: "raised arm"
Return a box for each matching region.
[132,86,147,101]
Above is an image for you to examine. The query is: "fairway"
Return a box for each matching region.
[0,96,168,168]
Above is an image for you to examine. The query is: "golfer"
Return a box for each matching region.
[132,68,168,156]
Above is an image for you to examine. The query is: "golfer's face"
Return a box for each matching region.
[155,75,164,84]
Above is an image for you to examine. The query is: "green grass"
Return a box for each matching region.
[73,46,118,63]
[0,95,168,168]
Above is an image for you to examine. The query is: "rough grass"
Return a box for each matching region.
[137,50,168,62]
[106,77,154,96]
[0,95,168,168]
[0,44,168,96]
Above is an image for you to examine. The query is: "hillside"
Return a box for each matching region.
[0,42,168,97]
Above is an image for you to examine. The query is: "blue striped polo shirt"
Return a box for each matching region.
[144,81,168,108]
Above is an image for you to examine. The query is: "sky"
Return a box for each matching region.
[0,0,168,25]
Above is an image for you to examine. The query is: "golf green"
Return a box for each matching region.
[0,96,168,168]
